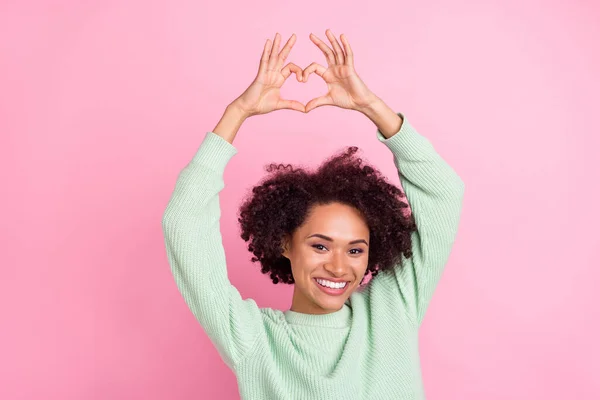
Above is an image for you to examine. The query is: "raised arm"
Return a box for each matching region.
[162,32,307,368]
[365,102,465,327]
[162,113,262,369]
[303,30,465,326]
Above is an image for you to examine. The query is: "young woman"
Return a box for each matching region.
[162,30,465,399]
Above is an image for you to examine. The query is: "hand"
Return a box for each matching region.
[233,33,306,117]
[302,30,378,113]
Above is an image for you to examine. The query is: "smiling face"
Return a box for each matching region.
[282,202,370,315]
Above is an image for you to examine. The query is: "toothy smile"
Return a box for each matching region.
[315,278,348,289]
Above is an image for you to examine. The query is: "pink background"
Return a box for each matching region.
[2,1,599,399]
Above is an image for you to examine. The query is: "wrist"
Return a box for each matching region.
[356,94,384,117]
[358,97,403,139]
[228,101,252,120]
[212,103,249,144]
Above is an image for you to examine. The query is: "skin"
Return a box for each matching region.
[211,29,405,314]
[281,202,370,315]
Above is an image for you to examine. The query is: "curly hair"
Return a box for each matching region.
[237,146,417,285]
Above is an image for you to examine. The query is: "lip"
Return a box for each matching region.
[313,278,350,296]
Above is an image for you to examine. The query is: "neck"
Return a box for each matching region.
[290,288,341,315]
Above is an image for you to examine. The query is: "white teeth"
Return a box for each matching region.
[316,279,348,289]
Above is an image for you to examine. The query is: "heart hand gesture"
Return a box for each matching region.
[302,30,378,113]
[232,31,380,118]
[217,31,392,143]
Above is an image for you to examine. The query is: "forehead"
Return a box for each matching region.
[301,203,369,236]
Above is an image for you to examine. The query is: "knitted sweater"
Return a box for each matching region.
[161,113,465,399]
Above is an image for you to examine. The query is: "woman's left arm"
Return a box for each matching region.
[360,98,465,327]
[306,30,465,326]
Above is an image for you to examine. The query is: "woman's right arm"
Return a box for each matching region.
[162,32,306,369]
[161,115,263,369]
[212,102,249,144]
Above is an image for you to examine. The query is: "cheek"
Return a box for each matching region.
[290,252,314,276]
[290,251,323,281]
[352,257,369,276]
[296,247,320,264]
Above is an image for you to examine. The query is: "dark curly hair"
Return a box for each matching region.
[237,146,417,285]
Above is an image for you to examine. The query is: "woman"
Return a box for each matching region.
[162,30,465,399]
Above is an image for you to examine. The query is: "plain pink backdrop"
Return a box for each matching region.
[1,1,599,399]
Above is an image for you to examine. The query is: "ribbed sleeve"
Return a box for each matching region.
[161,131,263,369]
[372,113,465,326]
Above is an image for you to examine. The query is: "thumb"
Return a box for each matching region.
[305,95,333,113]
[276,99,306,113]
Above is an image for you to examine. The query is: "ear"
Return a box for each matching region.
[281,234,291,259]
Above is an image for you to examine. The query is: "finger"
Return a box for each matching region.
[325,29,345,65]
[268,33,281,70]
[340,34,354,68]
[258,38,273,75]
[309,33,336,66]
[302,62,327,82]
[305,95,333,113]
[281,62,304,82]
[276,99,306,113]
[276,34,296,71]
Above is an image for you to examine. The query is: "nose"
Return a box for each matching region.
[323,250,347,277]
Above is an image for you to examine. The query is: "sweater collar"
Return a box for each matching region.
[283,302,352,328]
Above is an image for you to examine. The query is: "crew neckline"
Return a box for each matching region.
[283,302,352,329]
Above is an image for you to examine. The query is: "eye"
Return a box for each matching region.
[312,244,328,251]
[349,248,364,255]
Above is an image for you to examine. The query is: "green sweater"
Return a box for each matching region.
[162,113,465,399]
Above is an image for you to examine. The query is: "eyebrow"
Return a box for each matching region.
[306,233,369,246]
